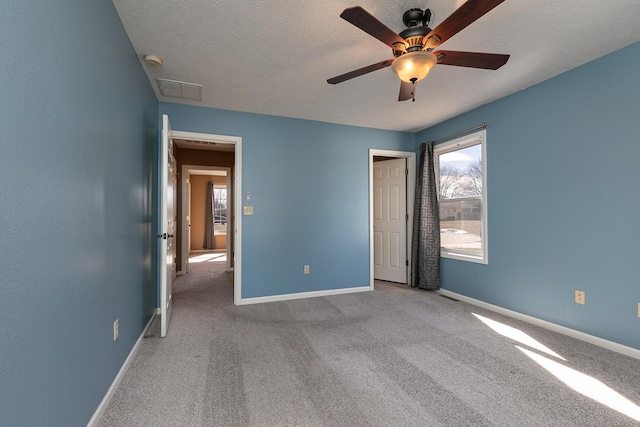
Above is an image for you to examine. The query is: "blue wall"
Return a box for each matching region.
[160,104,416,298]
[0,1,158,426]
[417,42,640,350]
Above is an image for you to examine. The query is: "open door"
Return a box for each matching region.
[185,178,191,274]
[159,114,176,337]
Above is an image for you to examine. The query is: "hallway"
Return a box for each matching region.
[176,252,233,310]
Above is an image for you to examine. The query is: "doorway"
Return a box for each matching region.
[369,149,416,288]
[180,166,232,273]
[170,130,243,305]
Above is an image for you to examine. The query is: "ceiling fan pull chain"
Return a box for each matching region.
[411,78,416,102]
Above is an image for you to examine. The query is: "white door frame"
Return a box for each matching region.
[180,165,232,273]
[170,130,242,305]
[369,149,416,289]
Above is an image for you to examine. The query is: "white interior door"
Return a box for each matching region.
[160,114,175,337]
[373,158,408,283]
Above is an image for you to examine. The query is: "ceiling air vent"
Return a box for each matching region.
[157,78,202,101]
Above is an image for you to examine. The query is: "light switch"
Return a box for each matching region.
[246,192,251,201]
[243,206,254,215]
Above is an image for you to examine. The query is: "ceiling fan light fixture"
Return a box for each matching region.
[391,51,437,83]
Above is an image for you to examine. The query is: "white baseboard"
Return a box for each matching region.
[87,309,159,427]
[438,289,640,360]
[238,285,372,305]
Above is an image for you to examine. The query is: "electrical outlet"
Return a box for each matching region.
[574,290,585,305]
[114,319,119,341]
[243,206,254,215]
[303,265,310,275]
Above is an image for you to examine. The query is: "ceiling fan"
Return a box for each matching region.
[327,0,510,102]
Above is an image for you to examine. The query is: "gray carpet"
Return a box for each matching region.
[97,257,640,426]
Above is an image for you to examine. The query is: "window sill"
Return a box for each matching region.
[441,250,487,265]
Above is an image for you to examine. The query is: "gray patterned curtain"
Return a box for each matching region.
[411,142,440,290]
[204,181,215,249]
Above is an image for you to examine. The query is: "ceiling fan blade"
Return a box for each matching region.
[423,0,506,48]
[435,51,510,69]
[327,59,394,84]
[340,6,406,47]
[398,81,415,102]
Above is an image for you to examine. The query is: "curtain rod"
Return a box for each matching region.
[431,122,487,145]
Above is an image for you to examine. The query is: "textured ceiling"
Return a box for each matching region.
[112,0,640,132]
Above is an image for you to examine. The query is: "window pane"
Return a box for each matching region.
[439,199,482,255]
[435,130,487,263]
[438,144,482,199]
[213,188,227,234]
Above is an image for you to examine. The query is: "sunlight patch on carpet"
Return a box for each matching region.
[517,346,640,422]
[473,313,565,360]
[189,253,227,263]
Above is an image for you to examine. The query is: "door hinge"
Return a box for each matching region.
[406,214,409,220]
[406,260,409,266]
[405,168,409,175]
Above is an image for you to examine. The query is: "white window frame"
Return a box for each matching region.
[213,184,228,235]
[434,129,488,264]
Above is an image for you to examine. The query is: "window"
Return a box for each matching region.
[434,130,487,264]
[213,186,227,234]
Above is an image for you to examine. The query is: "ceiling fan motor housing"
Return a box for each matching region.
[403,8,431,27]
[403,8,424,27]
[397,25,431,57]
[396,8,432,57]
